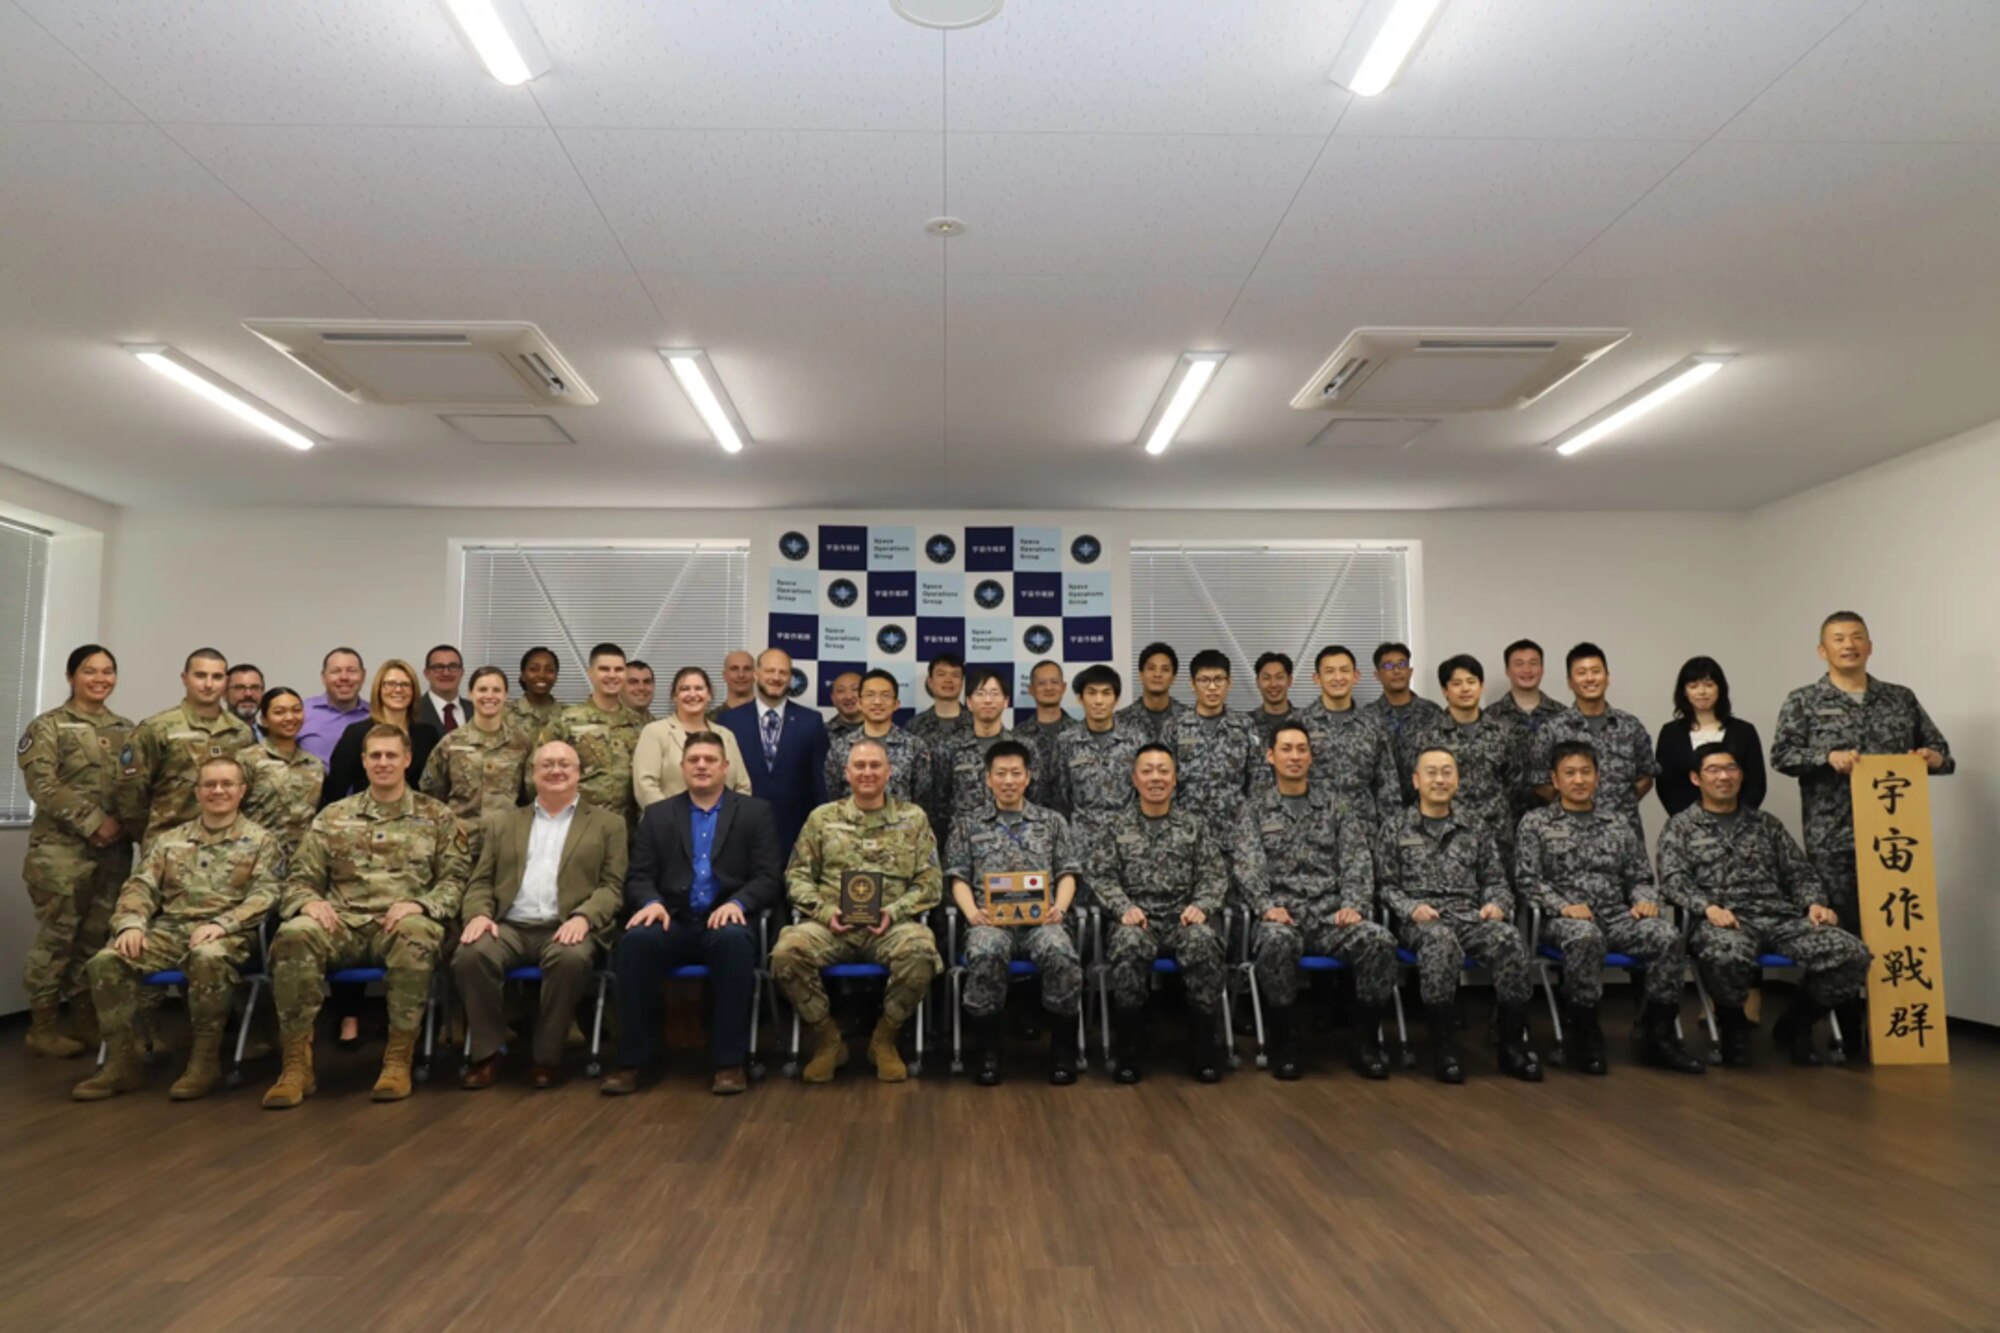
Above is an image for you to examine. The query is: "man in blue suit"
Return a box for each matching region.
[717,648,829,857]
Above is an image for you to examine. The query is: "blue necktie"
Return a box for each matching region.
[762,709,781,767]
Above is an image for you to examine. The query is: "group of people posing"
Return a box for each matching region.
[17,608,1951,1104]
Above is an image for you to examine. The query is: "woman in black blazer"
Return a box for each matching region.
[1655,656,1766,817]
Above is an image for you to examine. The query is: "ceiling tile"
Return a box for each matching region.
[0,1,142,123]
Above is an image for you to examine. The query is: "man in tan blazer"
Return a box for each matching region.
[453,740,626,1089]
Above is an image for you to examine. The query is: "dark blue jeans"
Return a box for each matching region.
[613,920,758,1069]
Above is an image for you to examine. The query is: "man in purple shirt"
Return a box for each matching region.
[297,647,371,764]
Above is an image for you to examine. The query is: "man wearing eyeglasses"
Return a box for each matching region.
[418,645,468,733]
[1366,642,1446,807]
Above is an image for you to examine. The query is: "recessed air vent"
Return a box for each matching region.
[1291,327,1629,414]
[1305,418,1437,451]
[439,413,575,445]
[242,319,597,408]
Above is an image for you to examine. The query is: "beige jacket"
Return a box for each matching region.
[633,714,753,808]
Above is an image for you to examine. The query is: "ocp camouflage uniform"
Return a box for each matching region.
[1772,673,1954,925]
[1657,805,1870,1008]
[907,705,972,748]
[239,738,325,860]
[932,727,1017,854]
[1412,711,1522,872]
[504,695,558,738]
[17,703,136,1010]
[1231,784,1396,1008]
[771,797,943,1025]
[124,702,256,846]
[1516,804,1686,1008]
[824,724,937,808]
[1046,722,1143,871]
[1376,807,1532,1008]
[945,801,1083,1018]
[1117,696,1187,745]
[537,700,647,833]
[1299,703,1402,828]
[86,814,282,1039]
[1162,709,1260,832]
[1091,805,1228,1012]
[270,789,468,1037]
[1365,694,1446,807]
[1013,712,1077,804]
[1487,694,1566,821]
[1528,706,1659,848]
[421,720,533,865]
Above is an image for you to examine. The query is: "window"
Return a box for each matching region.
[1129,543,1412,709]
[2,518,52,825]
[459,544,749,705]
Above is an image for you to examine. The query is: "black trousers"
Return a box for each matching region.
[614,920,758,1069]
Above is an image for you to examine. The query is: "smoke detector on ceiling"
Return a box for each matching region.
[1291,327,1629,415]
[242,319,597,409]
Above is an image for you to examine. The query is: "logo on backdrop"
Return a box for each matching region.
[827,578,859,609]
[876,624,909,655]
[974,579,1007,611]
[1069,534,1102,565]
[925,533,957,564]
[1023,624,1055,655]
[779,531,811,562]
[789,669,809,699]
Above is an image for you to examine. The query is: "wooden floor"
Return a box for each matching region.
[3,1002,1997,1333]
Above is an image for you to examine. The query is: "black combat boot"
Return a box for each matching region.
[1267,1004,1302,1081]
[1563,1001,1607,1076]
[1349,1003,1390,1080]
[1427,1003,1464,1084]
[1638,1001,1705,1074]
[1048,1013,1079,1086]
[1832,999,1868,1065]
[1112,1006,1148,1085]
[1497,1003,1544,1082]
[1714,1005,1753,1067]
[1191,1016,1226,1084]
[1775,993,1826,1067]
[973,1011,1005,1086]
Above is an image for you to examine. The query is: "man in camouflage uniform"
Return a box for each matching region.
[1249,652,1298,754]
[907,652,972,747]
[1486,638,1568,826]
[1528,643,1659,848]
[1300,646,1401,827]
[1659,742,1871,1068]
[72,754,282,1101]
[1378,746,1542,1084]
[536,642,647,834]
[826,670,865,740]
[263,725,468,1108]
[1117,642,1188,743]
[1162,650,1259,830]
[932,668,1018,854]
[123,647,256,847]
[1045,665,1142,871]
[1517,740,1702,1076]
[1414,655,1523,872]
[1092,744,1229,1085]
[1234,720,1397,1080]
[1012,660,1076,803]
[1366,641,1447,806]
[17,645,135,1056]
[946,740,1083,1086]
[772,737,943,1084]
[823,669,937,806]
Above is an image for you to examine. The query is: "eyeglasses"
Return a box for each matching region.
[197,780,244,792]
[428,661,463,673]
[1700,763,1743,776]
[1193,674,1230,687]
[381,681,414,692]
[1378,660,1411,672]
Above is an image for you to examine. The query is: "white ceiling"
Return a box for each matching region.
[2,0,1998,512]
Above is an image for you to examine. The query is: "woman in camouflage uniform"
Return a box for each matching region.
[240,687,325,860]
[420,665,532,864]
[503,645,562,737]
[16,644,135,1056]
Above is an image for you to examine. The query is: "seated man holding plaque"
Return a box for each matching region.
[945,740,1083,1087]
[770,738,943,1084]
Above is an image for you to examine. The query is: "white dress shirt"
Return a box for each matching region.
[427,691,463,729]
[507,798,577,925]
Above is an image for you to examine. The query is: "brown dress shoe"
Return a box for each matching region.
[711,1065,748,1095]
[529,1064,559,1089]
[599,1067,639,1096]
[461,1055,501,1090]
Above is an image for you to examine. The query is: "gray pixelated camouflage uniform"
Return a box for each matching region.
[1410,711,1524,872]
[1515,804,1686,1008]
[824,724,938,809]
[1090,805,1227,1012]
[944,801,1083,1018]
[1376,806,1532,1008]
[1299,703,1402,828]
[1365,694,1446,808]
[1162,709,1260,833]
[1117,696,1187,745]
[1527,705,1659,848]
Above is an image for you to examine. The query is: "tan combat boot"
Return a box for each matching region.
[27,1005,86,1058]
[261,1033,316,1109]
[71,1032,146,1101]
[801,1017,848,1083]
[371,1028,419,1101]
[868,1015,908,1083]
[169,1024,225,1100]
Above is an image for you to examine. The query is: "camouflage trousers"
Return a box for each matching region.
[1252,916,1398,1007]
[1104,919,1225,1013]
[22,837,130,1007]
[1397,913,1533,1008]
[1688,915,1870,1008]
[86,923,250,1036]
[1540,913,1686,1008]
[771,920,941,1026]
[961,923,1081,1018]
[270,913,443,1037]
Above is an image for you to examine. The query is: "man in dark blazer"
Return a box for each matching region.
[453,740,627,1089]
[716,647,828,855]
[601,731,783,1096]
[416,644,468,732]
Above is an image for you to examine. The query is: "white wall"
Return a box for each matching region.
[1740,418,2000,1025]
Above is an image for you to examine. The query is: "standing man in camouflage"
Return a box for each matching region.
[772,738,943,1084]
[1367,642,1446,806]
[18,644,135,1056]
[262,725,467,1108]
[537,642,647,835]
[908,652,971,746]
[946,740,1083,1086]
[1250,652,1298,752]
[1163,650,1259,830]
[933,668,1017,850]
[1046,665,1142,864]
[1301,646,1401,828]
[1092,744,1229,1085]
[72,754,282,1101]
[1013,660,1075,802]
[1378,746,1542,1084]
[1517,741,1703,1076]
[1234,721,1397,1080]
[1118,642,1188,743]
[1660,743,1872,1068]
[123,647,256,848]
[826,670,865,740]
[1415,655,1523,872]
[1529,643,1658,848]
[823,669,936,806]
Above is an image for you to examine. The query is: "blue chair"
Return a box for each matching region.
[944,906,1090,1076]
[458,963,625,1077]
[327,965,439,1081]
[94,919,275,1088]
[1090,908,1241,1071]
[783,961,927,1078]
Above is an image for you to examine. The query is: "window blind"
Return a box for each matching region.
[1,518,52,824]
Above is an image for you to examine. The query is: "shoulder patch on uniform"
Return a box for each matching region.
[16,729,32,755]
[120,744,135,767]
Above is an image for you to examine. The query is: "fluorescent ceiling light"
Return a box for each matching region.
[1550,354,1734,458]
[1139,352,1227,457]
[660,350,750,455]
[440,0,551,86]
[125,345,317,452]
[1331,0,1445,97]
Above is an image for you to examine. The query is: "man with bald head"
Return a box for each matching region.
[717,647,829,854]
[453,740,628,1089]
[720,651,758,713]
